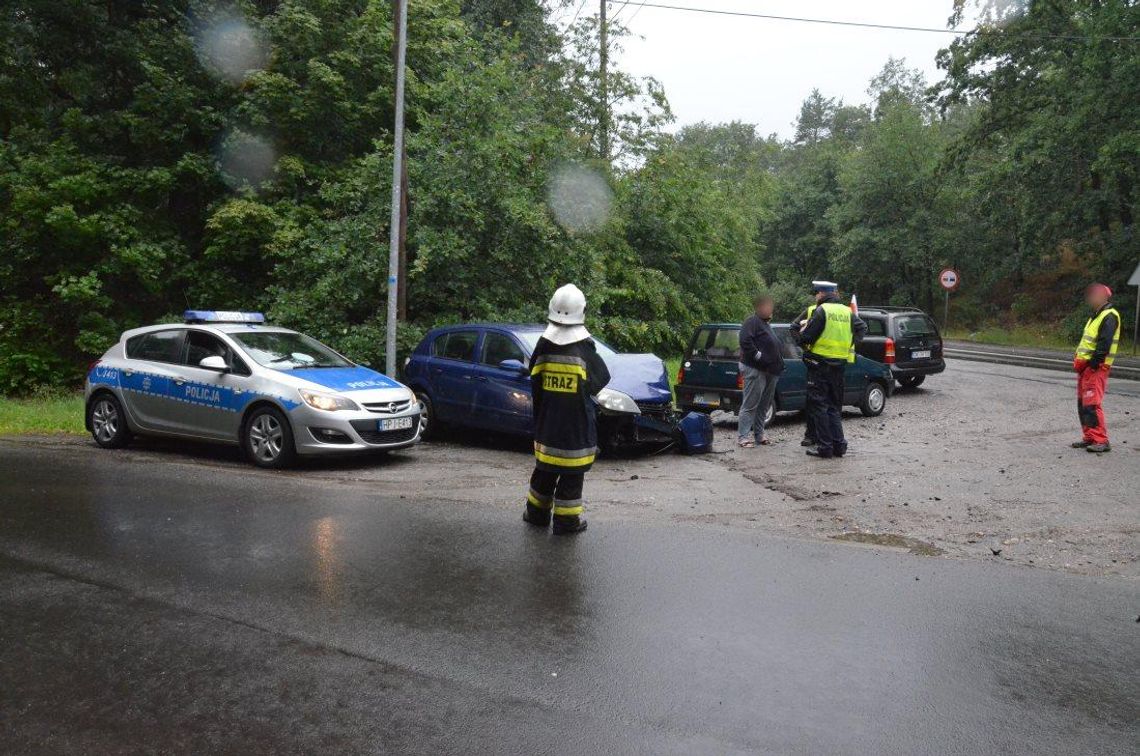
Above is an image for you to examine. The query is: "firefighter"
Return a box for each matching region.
[795,281,866,458]
[1072,283,1121,454]
[523,284,611,535]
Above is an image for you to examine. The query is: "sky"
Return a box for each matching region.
[603,0,971,138]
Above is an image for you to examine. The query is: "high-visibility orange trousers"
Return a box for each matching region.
[1077,366,1110,444]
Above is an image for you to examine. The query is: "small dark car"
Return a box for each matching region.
[675,323,892,426]
[403,324,677,450]
[855,307,945,388]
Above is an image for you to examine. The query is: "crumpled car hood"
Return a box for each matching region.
[602,353,672,404]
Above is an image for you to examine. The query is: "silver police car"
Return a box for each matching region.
[84,311,422,468]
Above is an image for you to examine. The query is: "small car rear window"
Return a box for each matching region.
[690,327,740,361]
[435,331,478,362]
[896,315,937,336]
[127,329,186,363]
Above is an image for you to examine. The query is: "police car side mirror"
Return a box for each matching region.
[199,355,229,372]
[499,359,526,375]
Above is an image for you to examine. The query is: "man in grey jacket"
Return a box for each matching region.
[737,295,785,447]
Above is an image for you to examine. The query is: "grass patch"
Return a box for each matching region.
[945,325,1080,352]
[664,356,682,400]
[0,393,86,435]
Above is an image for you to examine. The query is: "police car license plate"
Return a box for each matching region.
[379,416,413,431]
[694,393,719,407]
[912,350,931,359]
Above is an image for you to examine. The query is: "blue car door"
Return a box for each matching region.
[471,330,533,435]
[774,327,807,411]
[430,329,482,425]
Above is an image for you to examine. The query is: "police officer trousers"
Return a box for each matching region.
[806,359,846,455]
[528,467,584,518]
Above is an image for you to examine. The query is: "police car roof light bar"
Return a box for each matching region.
[183,310,266,324]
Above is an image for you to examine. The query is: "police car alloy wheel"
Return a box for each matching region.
[243,406,297,468]
[860,383,887,417]
[88,393,132,448]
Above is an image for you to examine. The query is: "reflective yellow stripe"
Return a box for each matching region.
[1075,307,1121,366]
[527,492,552,509]
[553,504,583,516]
[535,450,596,467]
[531,362,587,379]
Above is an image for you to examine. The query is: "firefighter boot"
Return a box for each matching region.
[552,515,588,535]
[523,502,551,528]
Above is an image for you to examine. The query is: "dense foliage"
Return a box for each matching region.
[1,0,1136,393]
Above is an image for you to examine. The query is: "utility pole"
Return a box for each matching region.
[385,0,409,377]
[393,0,408,322]
[598,0,609,162]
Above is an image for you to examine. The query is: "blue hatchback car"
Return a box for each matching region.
[404,324,677,450]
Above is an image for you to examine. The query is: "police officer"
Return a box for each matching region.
[795,281,866,458]
[523,284,611,535]
[1072,283,1121,454]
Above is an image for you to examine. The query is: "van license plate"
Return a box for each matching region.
[912,350,931,359]
[379,416,413,431]
[694,393,719,407]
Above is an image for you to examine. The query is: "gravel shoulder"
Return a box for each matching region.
[7,358,1138,578]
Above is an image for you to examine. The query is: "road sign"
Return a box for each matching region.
[939,268,961,292]
[1130,261,1140,355]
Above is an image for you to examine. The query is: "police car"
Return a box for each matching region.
[84,311,422,468]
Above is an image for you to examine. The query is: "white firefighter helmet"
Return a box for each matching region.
[543,283,591,345]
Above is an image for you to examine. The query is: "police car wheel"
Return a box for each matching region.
[87,393,132,449]
[243,406,296,468]
[860,382,887,417]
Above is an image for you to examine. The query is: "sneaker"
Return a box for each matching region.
[1085,443,1111,454]
[800,438,816,447]
[806,448,834,459]
[1071,440,1092,448]
[737,437,756,448]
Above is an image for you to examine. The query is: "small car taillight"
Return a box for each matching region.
[676,366,685,384]
[884,338,896,364]
[736,371,744,390]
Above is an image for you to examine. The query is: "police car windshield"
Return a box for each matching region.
[232,332,352,369]
[517,332,616,358]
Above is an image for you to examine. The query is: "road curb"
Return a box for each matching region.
[944,346,1140,382]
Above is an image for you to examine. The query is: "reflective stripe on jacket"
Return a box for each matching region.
[1076,306,1121,366]
[530,337,611,471]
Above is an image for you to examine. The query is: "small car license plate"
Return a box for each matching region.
[379,416,413,431]
[693,393,719,407]
[912,350,931,359]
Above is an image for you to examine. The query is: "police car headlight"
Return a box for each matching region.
[596,388,640,415]
[298,389,359,412]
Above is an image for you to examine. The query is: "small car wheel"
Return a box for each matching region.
[897,375,925,389]
[418,393,441,440]
[243,406,296,469]
[860,382,887,417]
[762,401,776,428]
[87,393,133,449]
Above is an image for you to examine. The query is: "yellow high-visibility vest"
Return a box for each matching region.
[1075,307,1121,366]
[806,303,855,363]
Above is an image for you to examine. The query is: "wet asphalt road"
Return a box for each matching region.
[1,443,1137,755]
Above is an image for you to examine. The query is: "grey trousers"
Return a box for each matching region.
[738,364,778,440]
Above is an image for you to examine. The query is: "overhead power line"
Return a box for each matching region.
[609,1,1140,42]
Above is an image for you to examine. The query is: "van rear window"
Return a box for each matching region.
[690,327,740,361]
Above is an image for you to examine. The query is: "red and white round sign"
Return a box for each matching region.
[939,268,960,291]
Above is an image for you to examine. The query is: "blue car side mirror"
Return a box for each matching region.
[499,359,527,375]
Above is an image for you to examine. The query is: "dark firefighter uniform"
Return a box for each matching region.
[796,295,866,457]
[525,336,611,533]
[1073,301,1121,449]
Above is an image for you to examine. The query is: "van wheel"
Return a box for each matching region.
[243,406,296,469]
[860,382,887,417]
[87,393,133,448]
[897,375,925,389]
